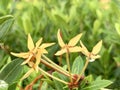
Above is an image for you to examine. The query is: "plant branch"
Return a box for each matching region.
[41,59,70,77]
[38,67,68,85]
[42,55,69,74]
[66,51,72,82]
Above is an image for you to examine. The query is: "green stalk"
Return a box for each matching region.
[41,59,70,77]
[66,50,72,82]
[38,67,68,85]
[42,55,69,74]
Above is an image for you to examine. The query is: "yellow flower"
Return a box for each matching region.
[11,34,42,66]
[80,40,102,62]
[55,29,82,55]
[11,34,55,80]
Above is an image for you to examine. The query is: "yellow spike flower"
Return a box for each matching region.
[11,34,55,80]
[80,40,102,62]
[55,29,82,55]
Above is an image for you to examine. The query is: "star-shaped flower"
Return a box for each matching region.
[11,34,54,80]
[55,29,82,55]
[80,40,102,62]
[11,34,42,67]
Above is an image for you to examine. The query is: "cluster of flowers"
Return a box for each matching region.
[11,29,102,86]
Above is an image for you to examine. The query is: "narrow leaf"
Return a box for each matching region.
[0,15,14,40]
[115,23,120,36]
[0,15,13,24]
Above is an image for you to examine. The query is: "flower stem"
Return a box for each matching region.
[66,51,72,82]
[38,67,68,85]
[41,59,70,77]
[42,55,69,74]
[75,58,89,83]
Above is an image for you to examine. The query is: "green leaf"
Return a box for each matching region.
[52,72,64,90]
[0,55,9,69]
[114,56,120,67]
[93,20,100,31]
[108,78,120,89]
[22,13,33,34]
[72,56,84,74]
[0,15,13,24]
[0,0,11,10]
[8,82,17,90]
[83,78,112,90]
[96,10,102,20]
[93,19,101,34]
[54,15,69,30]
[40,82,48,90]
[84,75,93,83]
[0,58,23,84]
[0,80,8,90]
[79,75,93,89]
[0,15,14,40]
[115,23,120,36]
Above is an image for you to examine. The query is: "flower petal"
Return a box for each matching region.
[20,68,34,81]
[57,29,65,47]
[33,38,42,53]
[28,61,34,67]
[69,46,82,53]
[68,33,82,46]
[91,55,101,60]
[28,34,35,51]
[36,38,42,48]
[11,52,29,58]
[38,48,48,54]
[55,49,67,55]
[40,43,55,49]
[42,49,48,54]
[92,40,102,55]
[80,41,89,56]
[21,54,33,65]
[35,50,41,72]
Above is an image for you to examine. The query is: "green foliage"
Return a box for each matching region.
[0,58,23,84]
[82,80,111,90]
[72,56,84,74]
[0,0,120,89]
[83,77,112,90]
[0,15,14,40]
[108,77,120,89]
[52,72,65,90]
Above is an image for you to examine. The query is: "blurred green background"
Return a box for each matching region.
[0,0,120,89]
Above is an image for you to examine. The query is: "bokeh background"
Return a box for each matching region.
[0,0,120,89]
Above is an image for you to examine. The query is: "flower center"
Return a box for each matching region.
[88,53,96,62]
[62,44,73,53]
[29,51,37,61]
[62,44,73,49]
